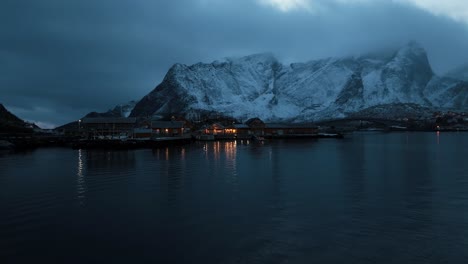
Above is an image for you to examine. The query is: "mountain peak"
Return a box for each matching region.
[0,104,34,132]
[405,41,424,49]
[397,41,427,57]
[388,41,433,79]
[227,52,277,64]
[84,100,137,118]
[131,45,466,121]
[445,62,468,81]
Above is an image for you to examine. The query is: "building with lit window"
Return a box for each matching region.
[81,117,137,139]
[151,121,186,137]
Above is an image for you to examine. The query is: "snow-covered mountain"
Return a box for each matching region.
[85,100,137,118]
[445,63,468,82]
[131,42,468,121]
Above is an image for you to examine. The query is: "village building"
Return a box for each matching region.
[151,120,186,137]
[245,118,265,136]
[81,117,137,139]
[264,123,318,138]
[229,124,250,138]
[133,128,152,140]
[204,123,225,135]
[198,118,320,139]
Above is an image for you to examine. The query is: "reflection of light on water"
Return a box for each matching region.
[76,149,86,206]
[224,141,238,190]
[202,141,239,185]
[213,141,221,160]
[181,148,185,160]
[203,143,209,160]
[155,148,161,159]
[78,149,83,173]
[436,131,440,145]
[224,141,237,161]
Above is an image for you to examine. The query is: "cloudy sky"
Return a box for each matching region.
[2,0,468,128]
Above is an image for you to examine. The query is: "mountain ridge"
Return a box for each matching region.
[0,104,34,133]
[446,63,468,82]
[84,100,137,118]
[130,42,468,121]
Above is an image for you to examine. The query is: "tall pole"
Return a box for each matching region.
[78,119,81,137]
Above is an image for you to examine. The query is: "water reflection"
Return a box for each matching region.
[269,143,286,222]
[76,149,86,206]
[85,150,136,171]
[223,141,238,189]
[152,147,188,207]
[336,134,369,258]
[2,134,468,263]
[397,134,437,261]
[340,135,366,210]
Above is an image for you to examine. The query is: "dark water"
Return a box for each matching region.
[1,132,468,263]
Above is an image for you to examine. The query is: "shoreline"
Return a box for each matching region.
[2,129,466,151]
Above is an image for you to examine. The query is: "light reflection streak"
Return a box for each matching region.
[76,149,86,206]
[213,141,221,160]
[224,141,237,163]
[203,143,208,160]
[223,141,238,190]
[202,141,239,185]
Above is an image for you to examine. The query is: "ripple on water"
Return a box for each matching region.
[0,134,468,263]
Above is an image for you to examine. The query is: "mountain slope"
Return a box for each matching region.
[446,63,468,81]
[85,100,137,118]
[131,43,468,121]
[0,104,33,133]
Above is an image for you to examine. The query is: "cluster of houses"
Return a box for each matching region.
[76,117,187,140]
[202,118,318,139]
[70,117,319,140]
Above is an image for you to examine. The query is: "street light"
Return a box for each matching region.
[78,119,82,136]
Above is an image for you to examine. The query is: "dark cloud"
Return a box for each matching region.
[1,0,468,127]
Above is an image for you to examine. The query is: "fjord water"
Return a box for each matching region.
[1,132,467,263]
